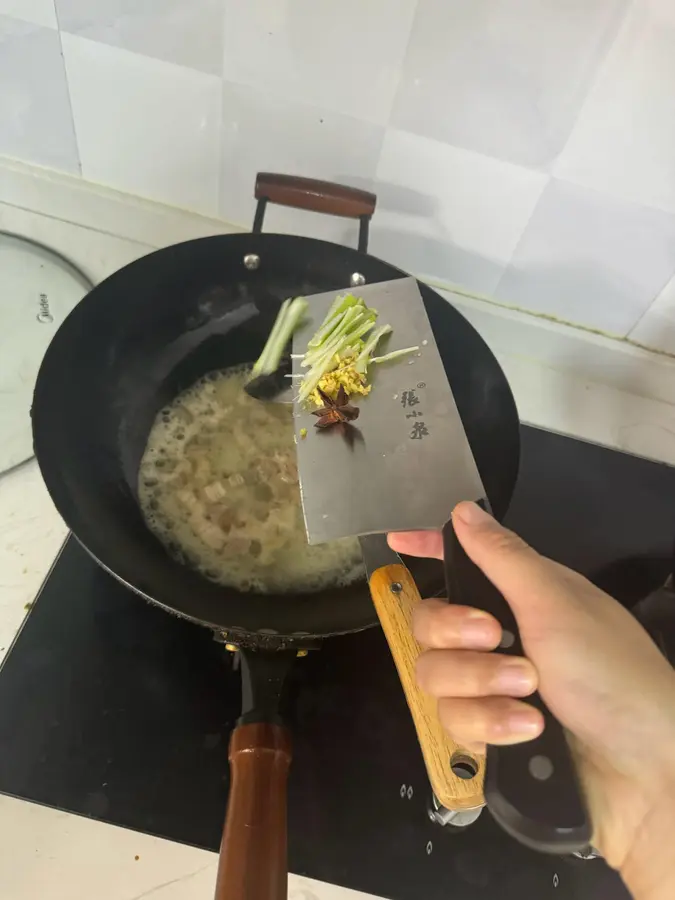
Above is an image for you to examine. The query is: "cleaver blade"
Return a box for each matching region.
[293,277,484,543]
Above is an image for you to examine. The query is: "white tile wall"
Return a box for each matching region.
[62,34,221,215]
[629,273,675,355]
[555,0,675,216]
[495,179,675,336]
[370,130,547,294]
[3,0,675,352]
[56,0,224,75]
[0,0,55,28]
[222,0,418,125]
[391,0,630,168]
[220,81,384,244]
[0,17,78,172]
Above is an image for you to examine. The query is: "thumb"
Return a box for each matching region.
[451,501,582,627]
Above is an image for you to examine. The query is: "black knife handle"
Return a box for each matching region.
[442,513,591,854]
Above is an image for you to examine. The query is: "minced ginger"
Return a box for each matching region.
[309,354,372,408]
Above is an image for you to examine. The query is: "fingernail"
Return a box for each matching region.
[460,613,499,649]
[495,661,537,696]
[453,501,494,527]
[507,710,543,737]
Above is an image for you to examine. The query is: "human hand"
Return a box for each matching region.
[389,502,675,898]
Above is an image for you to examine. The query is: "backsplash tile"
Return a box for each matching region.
[222,0,418,125]
[629,274,675,356]
[0,17,78,173]
[62,34,221,215]
[220,81,384,243]
[3,0,675,352]
[555,0,675,216]
[0,0,55,27]
[391,0,629,168]
[55,0,224,75]
[370,129,548,294]
[495,179,675,336]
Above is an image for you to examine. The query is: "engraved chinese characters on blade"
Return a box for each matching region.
[401,383,430,440]
[410,422,429,440]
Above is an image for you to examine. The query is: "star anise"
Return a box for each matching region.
[312,386,360,429]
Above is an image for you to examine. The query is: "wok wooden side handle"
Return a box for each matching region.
[214,722,292,900]
[255,173,376,220]
[369,563,485,811]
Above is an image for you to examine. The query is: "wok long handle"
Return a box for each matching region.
[252,173,376,252]
[214,722,292,900]
[369,562,485,811]
[442,516,591,854]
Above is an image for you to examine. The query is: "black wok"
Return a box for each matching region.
[32,175,520,900]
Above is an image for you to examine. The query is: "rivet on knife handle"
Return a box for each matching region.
[368,561,485,811]
[442,514,591,854]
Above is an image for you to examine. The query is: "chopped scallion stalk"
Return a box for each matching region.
[250,296,308,377]
[257,291,420,409]
[355,325,392,374]
[371,346,419,365]
[315,293,360,333]
[306,309,346,351]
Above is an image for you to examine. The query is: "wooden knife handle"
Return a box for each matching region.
[368,563,485,810]
[214,723,292,900]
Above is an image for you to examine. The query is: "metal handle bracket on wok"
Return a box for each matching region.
[252,172,376,253]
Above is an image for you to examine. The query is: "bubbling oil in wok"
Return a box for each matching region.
[138,365,364,594]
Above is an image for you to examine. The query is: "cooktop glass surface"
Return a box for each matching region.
[3,425,675,899]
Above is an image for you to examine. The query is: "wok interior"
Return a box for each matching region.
[32,233,519,637]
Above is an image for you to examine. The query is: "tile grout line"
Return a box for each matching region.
[52,7,82,178]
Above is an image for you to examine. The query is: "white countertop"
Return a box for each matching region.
[3,158,675,898]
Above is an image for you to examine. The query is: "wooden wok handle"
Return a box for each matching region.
[255,173,376,220]
[214,722,292,900]
[369,563,485,811]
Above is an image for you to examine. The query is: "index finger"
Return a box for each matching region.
[388,530,444,560]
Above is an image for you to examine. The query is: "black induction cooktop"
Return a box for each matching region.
[2,425,675,899]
